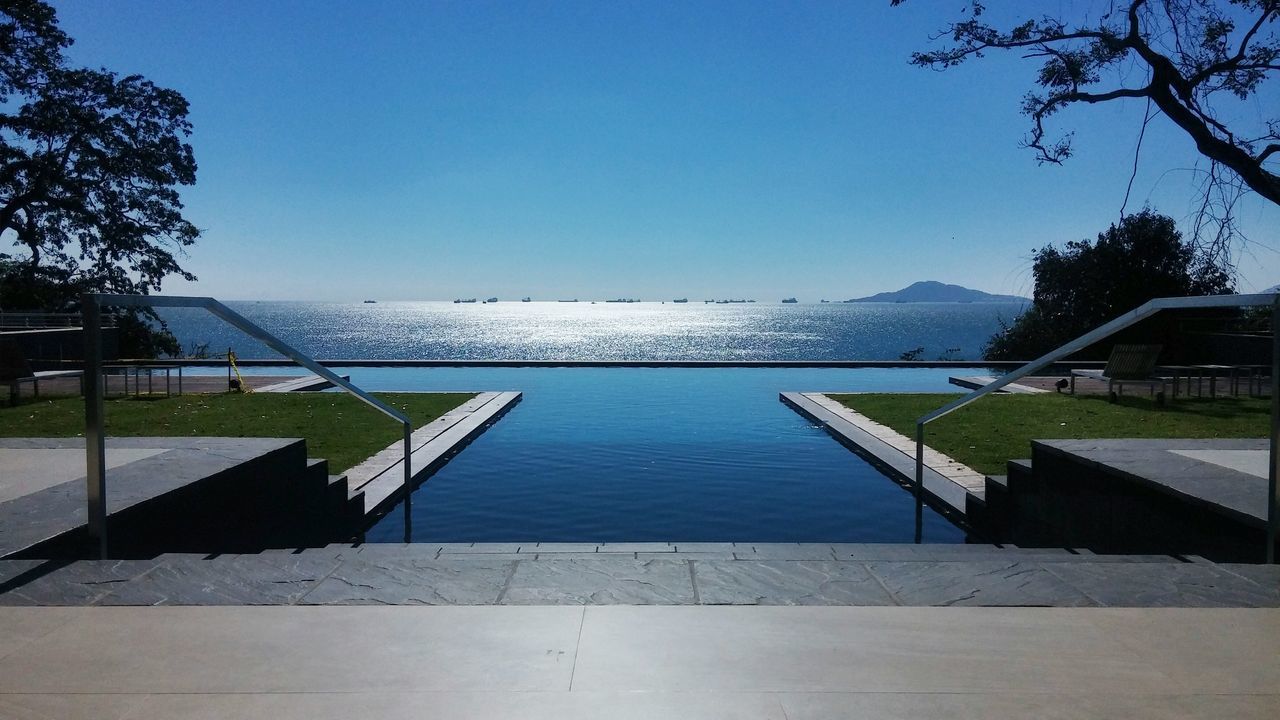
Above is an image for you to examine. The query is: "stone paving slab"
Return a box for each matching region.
[734,543,838,560]
[694,560,895,606]
[831,543,1178,563]
[3,544,1279,608]
[672,542,741,553]
[777,691,1280,720]
[0,447,168,504]
[0,559,159,606]
[638,551,735,560]
[865,560,1098,607]
[0,606,583,694]
[302,556,513,605]
[1220,562,1280,589]
[597,542,676,553]
[502,559,696,605]
[1040,561,1280,608]
[530,542,605,554]
[0,607,1278,718]
[440,542,525,554]
[98,553,343,606]
[535,552,627,560]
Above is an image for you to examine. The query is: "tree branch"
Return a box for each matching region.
[1187,6,1279,87]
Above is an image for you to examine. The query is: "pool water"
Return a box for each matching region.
[303,367,970,543]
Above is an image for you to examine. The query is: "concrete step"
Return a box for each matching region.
[1006,459,1034,484]
[979,475,1011,544]
[325,474,349,508]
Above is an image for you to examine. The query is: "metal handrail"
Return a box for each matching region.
[911,292,1280,563]
[0,311,120,329]
[81,293,414,558]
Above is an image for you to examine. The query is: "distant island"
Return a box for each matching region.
[845,281,1028,304]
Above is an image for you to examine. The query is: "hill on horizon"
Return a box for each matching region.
[846,281,1028,304]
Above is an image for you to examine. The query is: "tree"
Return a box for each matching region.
[895,0,1279,266]
[983,210,1235,359]
[0,0,199,356]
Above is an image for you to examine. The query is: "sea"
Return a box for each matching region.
[157,300,1026,361]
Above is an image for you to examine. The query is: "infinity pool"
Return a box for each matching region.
[291,367,970,544]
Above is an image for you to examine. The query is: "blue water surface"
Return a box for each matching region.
[161,300,1023,361]
[259,366,974,544]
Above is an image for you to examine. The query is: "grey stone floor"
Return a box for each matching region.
[3,543,1277,608]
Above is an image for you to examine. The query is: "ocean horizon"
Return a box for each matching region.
[158,300,1027,362]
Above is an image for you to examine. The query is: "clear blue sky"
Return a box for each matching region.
[51,0,1280,301]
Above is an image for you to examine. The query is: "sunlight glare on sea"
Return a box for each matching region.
[160,300,1025,361]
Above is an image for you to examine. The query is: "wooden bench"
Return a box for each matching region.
[1070,344,1167,405]
[1,341,83,403]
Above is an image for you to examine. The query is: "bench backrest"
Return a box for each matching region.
[1104,344,1162,380]
[0,339,34,382]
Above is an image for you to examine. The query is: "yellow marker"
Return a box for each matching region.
[228,350,252,394]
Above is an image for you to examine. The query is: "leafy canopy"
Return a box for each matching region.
[0,0,199,355]
[895,0,1279,263]
[983,210,1235,359]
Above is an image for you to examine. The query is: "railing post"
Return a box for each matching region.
[82,295,107,559]
[1268,297,1279,563]
[403,422,413,543]
[914,421,925,544]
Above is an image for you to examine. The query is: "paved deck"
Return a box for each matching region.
[3,543,1277,608]
[0,604,1275,718]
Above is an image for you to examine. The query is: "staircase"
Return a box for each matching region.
[964,443,1277,563]
[14,438,367,560]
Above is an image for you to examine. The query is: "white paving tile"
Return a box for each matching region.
[1085,608,1280,693]
[0,694,147,720]
[125,691,787,720]
[779,692,1280,720]
[0,607,80,662]
[0,606,581,694]
[571,606,1180,693]
[1,605,1275,711]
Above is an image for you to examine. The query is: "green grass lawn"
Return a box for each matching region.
[832,392,1270,476]
[0,392,475,472]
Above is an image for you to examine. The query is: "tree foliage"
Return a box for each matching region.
[0,0,199,355]
[895,0,1279,266]
[983,210,1235,359]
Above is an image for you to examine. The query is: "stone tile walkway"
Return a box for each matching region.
[2,543,1277,608]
